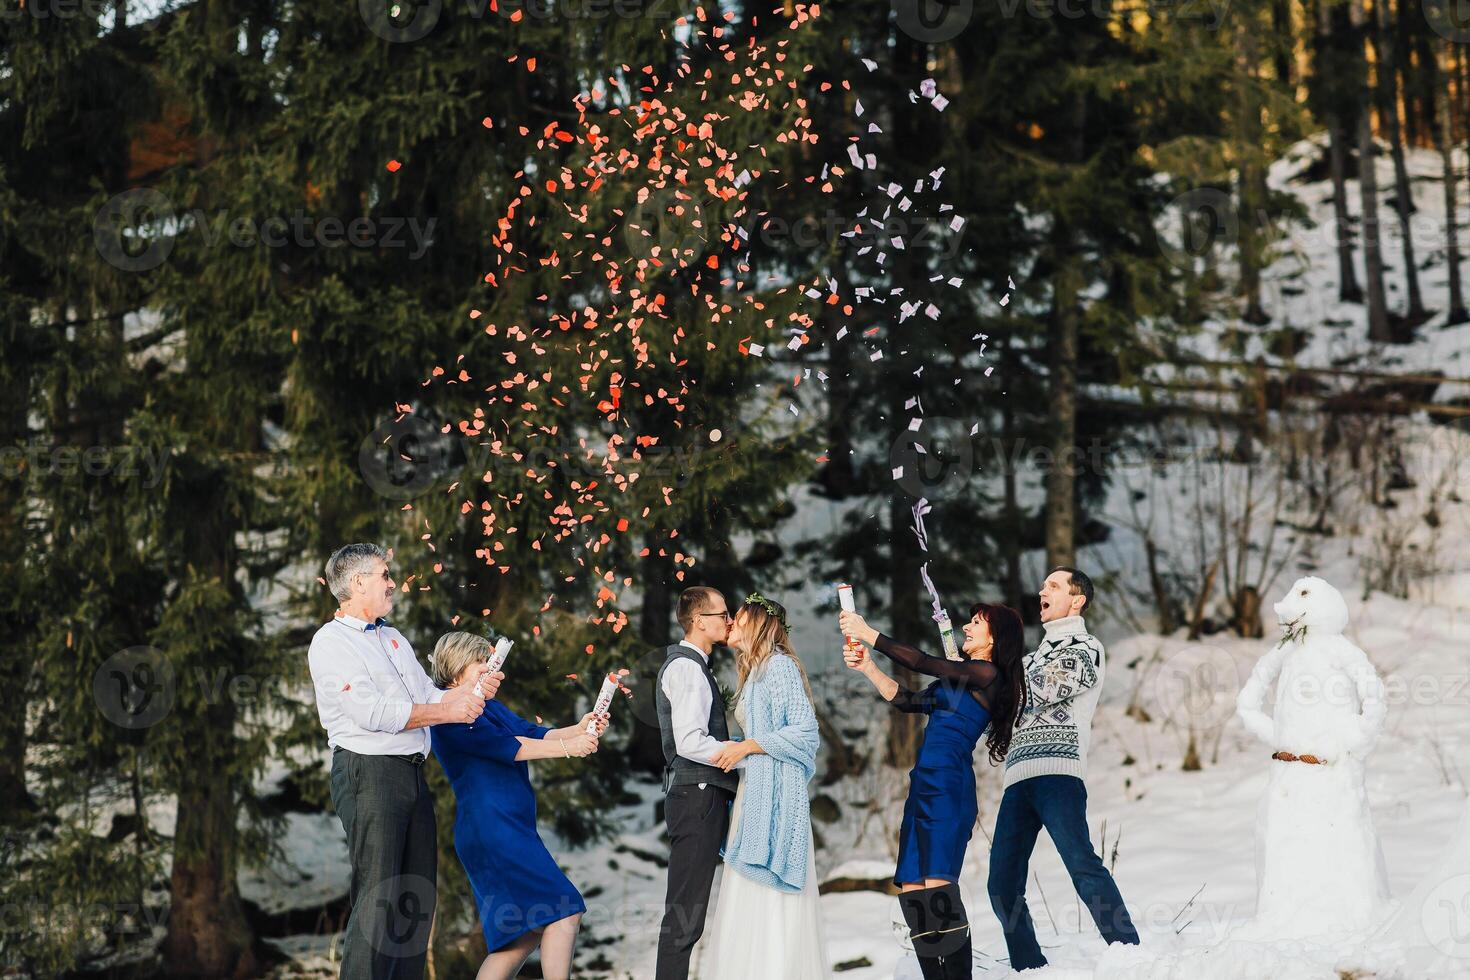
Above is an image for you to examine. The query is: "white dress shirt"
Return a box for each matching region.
[307,612,445,756]
[660,639,747,772]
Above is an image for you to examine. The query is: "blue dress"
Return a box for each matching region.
[430,700,586,951]
[873,634,996,886]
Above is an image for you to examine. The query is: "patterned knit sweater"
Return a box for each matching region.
[1003,615,1106,789]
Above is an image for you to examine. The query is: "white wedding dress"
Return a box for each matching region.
[699,693,830,980]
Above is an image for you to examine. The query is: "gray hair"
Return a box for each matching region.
[430,631,490,689]
[324,543,389,603]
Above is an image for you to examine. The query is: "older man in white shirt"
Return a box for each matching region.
[308,543,501,980]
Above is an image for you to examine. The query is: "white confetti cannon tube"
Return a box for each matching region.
[936,611,960,660]
[837,583,864,663]
[587,673,619,734]
[476,636,513,697]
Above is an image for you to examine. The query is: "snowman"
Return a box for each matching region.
[1234,575,1391,941]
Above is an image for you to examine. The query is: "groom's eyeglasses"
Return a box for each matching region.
[697,610,733,621]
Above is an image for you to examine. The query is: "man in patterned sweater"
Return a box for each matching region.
[986,567,1139,971]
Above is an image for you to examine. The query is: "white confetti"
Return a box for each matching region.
[924,303,940,319]
[908,417,923,432]
[1000,294,1010,307]
[950,215,965,232]
[847,143,864,169]
[748,343,765,357]
[984,366,995,376]
[970,422,981,436]
[931,94,949,111]
[836,325,849,340]
[870,349,884,362]
[855,99,865,117]
[789,403,800,416]
[861,58,878,71]
[892,465,904,479]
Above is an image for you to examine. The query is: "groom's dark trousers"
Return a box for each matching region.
[655,782,735,980]
[330,747,438,980]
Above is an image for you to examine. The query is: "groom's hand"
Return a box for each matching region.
[712,740,756,771]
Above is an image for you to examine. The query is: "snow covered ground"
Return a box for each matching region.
[233,137,1470,978]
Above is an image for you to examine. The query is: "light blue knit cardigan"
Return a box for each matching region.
[723,651,820,893]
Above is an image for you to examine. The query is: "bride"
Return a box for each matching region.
[702,592,828,980]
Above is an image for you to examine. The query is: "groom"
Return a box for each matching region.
[654,586,744,980]
[986,567,1139,970]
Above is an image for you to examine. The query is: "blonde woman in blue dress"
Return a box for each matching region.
[700,593,828,980]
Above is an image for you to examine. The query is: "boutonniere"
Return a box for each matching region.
[1278,618,1307,647]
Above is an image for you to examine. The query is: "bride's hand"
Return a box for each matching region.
[711,740,754,772]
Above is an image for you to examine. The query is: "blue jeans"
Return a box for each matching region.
[986,774,1138,970]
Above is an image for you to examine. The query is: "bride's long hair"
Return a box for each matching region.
[733,595,814,702]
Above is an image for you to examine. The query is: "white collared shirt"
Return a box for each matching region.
[307,612,446,756]
[659,639,746,771]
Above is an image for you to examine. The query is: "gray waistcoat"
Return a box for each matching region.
[655,643,739,793]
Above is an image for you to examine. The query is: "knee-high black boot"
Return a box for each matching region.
[898,890,947,980]
[926,882,973,980]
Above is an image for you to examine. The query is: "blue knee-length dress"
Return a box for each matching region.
[872,633,998,886]
[431,700,586,952]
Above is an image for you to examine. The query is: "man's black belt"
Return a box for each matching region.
[334,746,427,766]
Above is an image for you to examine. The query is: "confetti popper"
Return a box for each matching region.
[476,636,513,697]
[587,673,619,734]
[837,583,864,663]
[936,611,960,660]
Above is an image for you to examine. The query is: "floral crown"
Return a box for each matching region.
[743,592,789,633]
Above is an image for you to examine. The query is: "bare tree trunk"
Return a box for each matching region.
[1045,227,1081,569]
[817,306,858,498]
[884,486,925,769]
[1236,24,1271,326]
[1371,0,1425,325]
[1351,0,1391,342]
[0,342,33,819]
[1321,0,1364,303]
[162,698,262,980]
[1435,44,1470,325]
[1001,364,1025,613]
[1271,0,1294,88]
[631,534,675,774]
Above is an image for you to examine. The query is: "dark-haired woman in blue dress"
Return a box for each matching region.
[428,632,609,980]
[839,604,1027,980]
